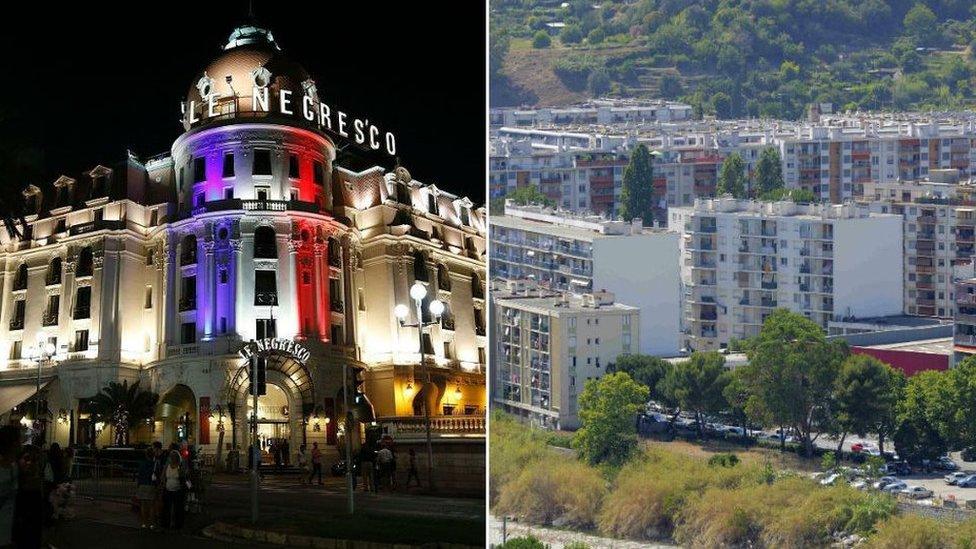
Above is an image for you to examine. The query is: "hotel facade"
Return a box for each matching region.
[0,24,486,481]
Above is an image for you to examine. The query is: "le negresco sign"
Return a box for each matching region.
[238,338,310,364]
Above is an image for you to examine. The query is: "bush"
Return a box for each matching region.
[587,69,611,96]
[532,31,551,49]
[545,431,573,449]
[497,536,545,549]
[489,411,549,504]
[866,514,952,549]
[560,24,583,44]
[563,543,590,549]
[708,453,740,468]
[552,57,598,91]
[587,26,606,44]
[495,457,606,529]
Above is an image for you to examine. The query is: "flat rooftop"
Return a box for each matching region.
[858,337,954,355]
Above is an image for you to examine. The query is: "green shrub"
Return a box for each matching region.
[707,453,740,468]
[498,536,545,549]
[532,31,551,49]
[563,542,590,549]
[495,457,606,529]
[866,514,952,549]
[552,57,598,91]
[545,431,573,449]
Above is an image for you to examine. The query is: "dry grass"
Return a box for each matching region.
[495,457,607,529]
[642,437,822,473]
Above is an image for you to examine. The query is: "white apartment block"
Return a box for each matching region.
[669,198,903,351]
[490,202,680,356]
[862,176,976,318]
[491,280,639,430]
[489,99,693,128]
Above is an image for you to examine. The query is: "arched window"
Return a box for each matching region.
[471,273,484,299]
[413,251,428,282]
[253,226,277,259]
[180,234,197,265]
[13,264,28,291]
[76,247,94,277]
[47,257,62,286]
[327,237,341,267]
[438,264,451,291]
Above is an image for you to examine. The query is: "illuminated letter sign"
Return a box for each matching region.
[238,338,310,364]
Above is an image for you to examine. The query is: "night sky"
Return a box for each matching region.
[0,1,486,202]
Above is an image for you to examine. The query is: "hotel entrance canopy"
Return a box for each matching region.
[0,379,53,415]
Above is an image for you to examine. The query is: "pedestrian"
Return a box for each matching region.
[62,447,75,481]
[13,445,43,549]
[406,448,420,488]
[376,446,393,491]
[160,450,191,531]
[272,440,282,469]
[297,444,309,485]
[281,439,290,466]
[359,445,375,492]
[135,448,157,529]
[151,441,167,528]
[0,427,21,548]
[308,442,323,485]
[43,443,65,524]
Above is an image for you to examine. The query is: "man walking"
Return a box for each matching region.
[308,442,323,485]
[405,448,421,488]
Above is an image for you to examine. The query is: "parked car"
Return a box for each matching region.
[936,456,959,471]
[962,448,976,462]
[873,476,899,490]
[957,475,976,488]
[882,481,908,493]
[882,462,912,476]
[945,472,970,485]
[850,479,868,490]
[820,473,842,486]
[900,486,934,499]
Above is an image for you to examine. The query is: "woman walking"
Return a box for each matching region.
[159,450,191,531]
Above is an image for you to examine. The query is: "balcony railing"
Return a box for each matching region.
[330,299,344,313]
[73,306,90,320]
[380,414,485,439]
[42,312,58,327]
[179,297,196,312]
[255,292,278,306]
[8,317,24,331]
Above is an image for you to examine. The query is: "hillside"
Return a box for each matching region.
[490,0,976,116]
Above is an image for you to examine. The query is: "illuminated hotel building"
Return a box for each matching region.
[0,24,486,478]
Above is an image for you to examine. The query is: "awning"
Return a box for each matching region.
[0,380,53,415]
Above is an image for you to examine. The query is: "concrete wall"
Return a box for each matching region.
[834,217,904,319]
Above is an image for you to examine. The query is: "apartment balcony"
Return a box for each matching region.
[760,299,778,308]
[916,265,936,274]
[916,281,934,290]
[761,282,778,290]
[42,312,58,327]
[8,317,24,331]
[917,215,937,225]
[179,296,196,312]
[955,334,976,347]
[255,292,279,307]
[379,414,487,440]
[917,232,936,241]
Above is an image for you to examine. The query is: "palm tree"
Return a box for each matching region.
[89,380,159,446]
[0,107,42,239]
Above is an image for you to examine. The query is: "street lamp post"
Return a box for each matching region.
[394,282,444,492]
[28,341,56,446]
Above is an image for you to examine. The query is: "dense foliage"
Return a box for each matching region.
[491,0,976,115]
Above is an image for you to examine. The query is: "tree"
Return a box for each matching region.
[760,188,817,203]
[587,26,606,44]
[740,309,847,456]
[659,74,683,99]
[754,147,785,197]
[619,144,656,226]
[573,372,649,466]
[722,369,751,437]
[894,370,953,463]
[89,380,159,446]
[717,153,747,198]
[532,30,551,49]
[506,185,554,207]
[873,366,906,455]
[658,352,728,437]
[946,356,976,451]
[832,354,900,454]
[560,24,584,44]
[607,354,671,400]
[711,91,732,119]
[903,3,937,46]
[587,68,611,96]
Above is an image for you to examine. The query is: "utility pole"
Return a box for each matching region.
[250,351,259,523]
[342,363,355,514]
[413,297,435,492]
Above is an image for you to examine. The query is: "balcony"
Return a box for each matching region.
[8,317,24,331]
[255,292,278,306]
[200,198,319,214]
[380,414,485,440]
[180,251,197,266]
[73,306,90,320]
[42,312,58,327]
[330,299,344,313]
[179,297,196,312]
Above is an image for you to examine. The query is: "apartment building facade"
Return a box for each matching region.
[491,281,639,429]
[490,202,680,356]
[669,198,903,351]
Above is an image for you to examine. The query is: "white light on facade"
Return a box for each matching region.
[393,304,410,320]
[429,299,444,317]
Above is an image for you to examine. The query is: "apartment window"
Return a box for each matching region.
[194,193,205,208]
[144,286,153,309]
[43,295,60,326]
[253,226,278,259]
[428,193,438,215]
[224,187,234,199]
[460,207,471,226]
[149,209,158,227]
[55,218,66,234]
[146,250,155,266]
[478,346,486,365]
[443,341,454,360]
[74,330,89,352]
[257,188,269,201]
[222,153,235,178]
[288,154,299,179]
[313,161,325,184]
[180,322,196,344]
[193,157,206,183]
[13,264,27,291]
[73,287,91,319]
[330,324,344,344]
[180,276,196,311]
[9,341,22,360]
[255,270,278,306]
[256,318,277,339]
[218,268,229,284]
[253,149,272,176]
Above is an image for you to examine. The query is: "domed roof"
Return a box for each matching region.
[182,24,319,132]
